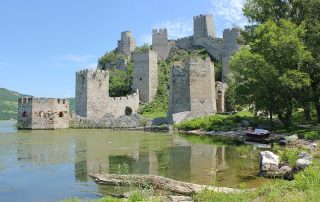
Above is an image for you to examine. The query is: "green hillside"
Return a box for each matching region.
[0,88,75,120]
[0,88,26,120]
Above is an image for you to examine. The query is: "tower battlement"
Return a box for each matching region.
[193,14,215,40]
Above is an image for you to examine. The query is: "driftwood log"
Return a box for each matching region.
[90,174,242,196]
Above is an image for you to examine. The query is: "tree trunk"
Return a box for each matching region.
[303,103,312,122]
[311,81,320,123]
[90,174,243,196]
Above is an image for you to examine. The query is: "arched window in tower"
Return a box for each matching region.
[125,107,133,116]
[22,111,28,118]
[59,112,64,117]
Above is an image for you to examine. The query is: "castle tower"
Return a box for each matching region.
[117,31,136,56]
[75,69,109,119]
[18,97,69,129]
[152,28,170,61]
[193,14,215,43]
[132,50,158,103]
[222,28,241,82]
[168,55,216,123]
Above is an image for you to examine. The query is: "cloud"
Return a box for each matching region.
[153,18,193,39]
[51,54,97,69]
[210,0,247,27]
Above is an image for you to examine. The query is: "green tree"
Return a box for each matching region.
[243,0,320,122]
[230,20,311,128]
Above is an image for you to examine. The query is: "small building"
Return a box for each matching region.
[18,97,69,129]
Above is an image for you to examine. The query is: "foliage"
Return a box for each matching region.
[230,19,311,128]
[109,63,133,97]
[242,0,320,123]
[277,149,300,166]
[174,111,260,131]
[0,88,28,120]
[98,51,127,70]
[304,131,320,140]
[139,61,170,118]
[133,44,150,53]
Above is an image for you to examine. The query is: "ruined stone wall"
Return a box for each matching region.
[132,50,158,103]
[18,97,69,129]
[107,90,140,117]
[76,69,109,119]
[152,29,170,61]
[168,56,216,123]
[117,31,136,56]
[222,28,241,82]
[175,36,194,50]
[168,62,191,117]
[193,14,215,44]
[215,82,228,113]
[188,57,216,117]
[76,69,140,119]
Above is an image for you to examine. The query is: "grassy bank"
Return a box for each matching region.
[174,111,262,131]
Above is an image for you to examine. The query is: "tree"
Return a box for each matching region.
[230,20,311,128]
[243,0,320,122]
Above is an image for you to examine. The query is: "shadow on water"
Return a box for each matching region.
[0,121,272,201]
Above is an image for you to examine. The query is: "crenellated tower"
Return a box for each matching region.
[152,28,170,61]
[117,31,136,56]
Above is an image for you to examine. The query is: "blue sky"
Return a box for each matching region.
[0,0,246,98]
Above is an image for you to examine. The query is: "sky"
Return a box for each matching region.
[0,0,247,98]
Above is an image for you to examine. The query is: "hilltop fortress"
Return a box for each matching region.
[18,14,240,129]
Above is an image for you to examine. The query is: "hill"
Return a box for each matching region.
[0,88,26,120]
[0,88,75,120]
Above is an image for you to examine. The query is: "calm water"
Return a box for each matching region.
[0,121,269,202]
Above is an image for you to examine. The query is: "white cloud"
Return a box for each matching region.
[154,18,193,39]
[210,0,247,27]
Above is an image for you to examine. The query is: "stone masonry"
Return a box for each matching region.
[18,97,69,129]
[222,28,241,82]
[132,50,158,103]
[117,31,136,56]
[76,69,139,119]
[152,29,170,61]
[168,55,217,123]
[216,82,228,113]
[193,14,216,43]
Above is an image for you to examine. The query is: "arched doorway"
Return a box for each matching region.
[125,107,133,116]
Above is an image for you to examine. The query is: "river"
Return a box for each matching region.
[0,121,269,201]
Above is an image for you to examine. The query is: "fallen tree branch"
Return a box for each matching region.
[90,174,243,196]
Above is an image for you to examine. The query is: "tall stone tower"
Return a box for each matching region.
[193,14,215,43]
[152,28,170,61]
[132,50,158,103]
[222,28,241,82]
[168,55,216,123]
[117,31,136,56]
[75,69,109,119]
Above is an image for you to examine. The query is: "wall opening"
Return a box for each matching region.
[59,112,64,117]
[125,107,133,116]
[140,78,142,81]
[39,111,45,118]
[22,111,28,118]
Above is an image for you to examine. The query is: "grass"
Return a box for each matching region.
[194,158,320,202]
[174,111,262,131]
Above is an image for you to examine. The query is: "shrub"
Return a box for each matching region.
[304,131,320,140]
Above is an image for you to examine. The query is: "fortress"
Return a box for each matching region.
[17,97,69,129]
[18,14,240,129]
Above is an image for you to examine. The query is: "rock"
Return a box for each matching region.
[278,166,292,173]
[167,196,194,202]
[311,143,318,148]
[285,134,299,143]
[298,151,313,161]
[260,151,279,172]
[296,158,312,169]
[279,139,287,145]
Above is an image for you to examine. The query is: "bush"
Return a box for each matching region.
[304,131,320,140]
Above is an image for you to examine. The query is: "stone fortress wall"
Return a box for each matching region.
[117,31,136,56]
[168,56,217,123]
[132,50,158,103]
[75,69,139,120]
[152,29,170,61]
[18,97,69,129]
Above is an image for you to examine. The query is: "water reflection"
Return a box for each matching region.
[72,132,261,187]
